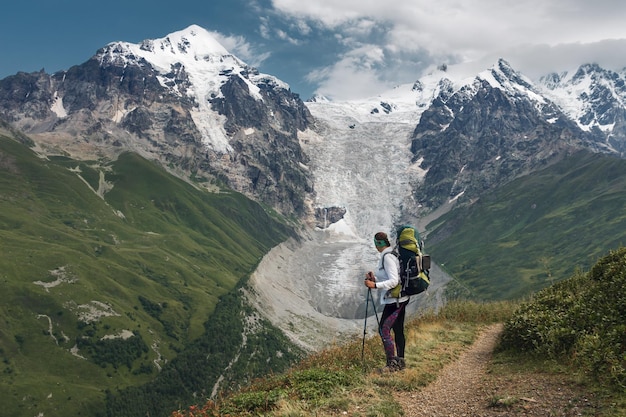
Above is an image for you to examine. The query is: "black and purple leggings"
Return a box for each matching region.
[378,300,408,361]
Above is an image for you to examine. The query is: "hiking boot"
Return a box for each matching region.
[394,356,406,370]
[377,358,401,374]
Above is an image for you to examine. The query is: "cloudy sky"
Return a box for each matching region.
[2,0,626,100]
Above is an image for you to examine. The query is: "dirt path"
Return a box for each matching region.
[394,324,599,416]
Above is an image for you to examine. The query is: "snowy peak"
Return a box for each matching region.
[93,25,297,153]
[537,63,626,135]
[0,24,313,216]
[96,24,251,99]
[306,94,331,103]
[135,24,243,71]
[144,24,230,57]
[98,24,240,70]
[94,24,292,103]
[477,59,536,95]
[318,59,543,121]
[308,59,626,156]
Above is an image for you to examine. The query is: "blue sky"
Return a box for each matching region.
[2,0,626,100]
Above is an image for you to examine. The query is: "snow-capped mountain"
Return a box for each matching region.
[97,25,291,153]
[537,63,626,152]
[0,25,313,216]
[405,59,598,208]
[305,59,624,211]
[1,25,625,221]
[2,25,626,409]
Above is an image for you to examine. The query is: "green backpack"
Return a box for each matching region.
[384,226,431,298]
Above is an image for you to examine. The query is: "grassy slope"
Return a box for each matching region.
[425,150,626,300]
[173,298,625,417]
[170,301,515,417]
[0,135,295,417]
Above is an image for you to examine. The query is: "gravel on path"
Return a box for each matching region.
[394,323,599,417]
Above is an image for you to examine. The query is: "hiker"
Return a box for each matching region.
[364,231,408,372]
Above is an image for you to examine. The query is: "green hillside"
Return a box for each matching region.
[0,134,300,417]
[425,150,626,300]
[168,248,626,417]
[3,130,625,416]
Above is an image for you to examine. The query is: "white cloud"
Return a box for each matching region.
[270,0,626,99]
[342,19,377,38]
[291,19,312,36]
[259,16,271,40]
[307,60,387,101]
[210,31,271,67]
[276,29,301,45]
[307,45,391,100]
[502,40,626,78]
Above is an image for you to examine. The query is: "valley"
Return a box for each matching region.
[1,26,626,416]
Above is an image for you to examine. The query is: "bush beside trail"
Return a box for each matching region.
[500,247,626,390]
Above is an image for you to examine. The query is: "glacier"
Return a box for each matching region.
[249,91,452,350]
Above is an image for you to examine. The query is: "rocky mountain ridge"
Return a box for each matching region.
[1,26,626,223]
[408,60,599,208]
[319,59,626,211]
[0,25,313,217]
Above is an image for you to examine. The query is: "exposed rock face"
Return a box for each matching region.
[2,44,626,222]
[313,206,347,229]
[409,60,611,209]
[0,39,314,216]
[210,74,314,214]
[539,64,626,155]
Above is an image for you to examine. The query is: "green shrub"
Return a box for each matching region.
[500,247,626,389]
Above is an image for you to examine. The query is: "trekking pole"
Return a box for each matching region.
[369,288,380,327]
[361,287,370,364]
[362,287,382,370]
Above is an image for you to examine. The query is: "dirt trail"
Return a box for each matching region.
[395,324,599,417]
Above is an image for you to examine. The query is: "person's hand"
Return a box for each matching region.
[364,279,376,288]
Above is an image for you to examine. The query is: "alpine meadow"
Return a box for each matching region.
[0,130,303,417]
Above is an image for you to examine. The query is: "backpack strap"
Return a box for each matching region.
[381,251,403,300]
[381,251,398,272]
[382,252,388,268]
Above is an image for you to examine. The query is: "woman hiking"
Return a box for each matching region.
[364,231,408,372]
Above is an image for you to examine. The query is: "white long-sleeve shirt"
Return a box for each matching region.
[373,247,410,304]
